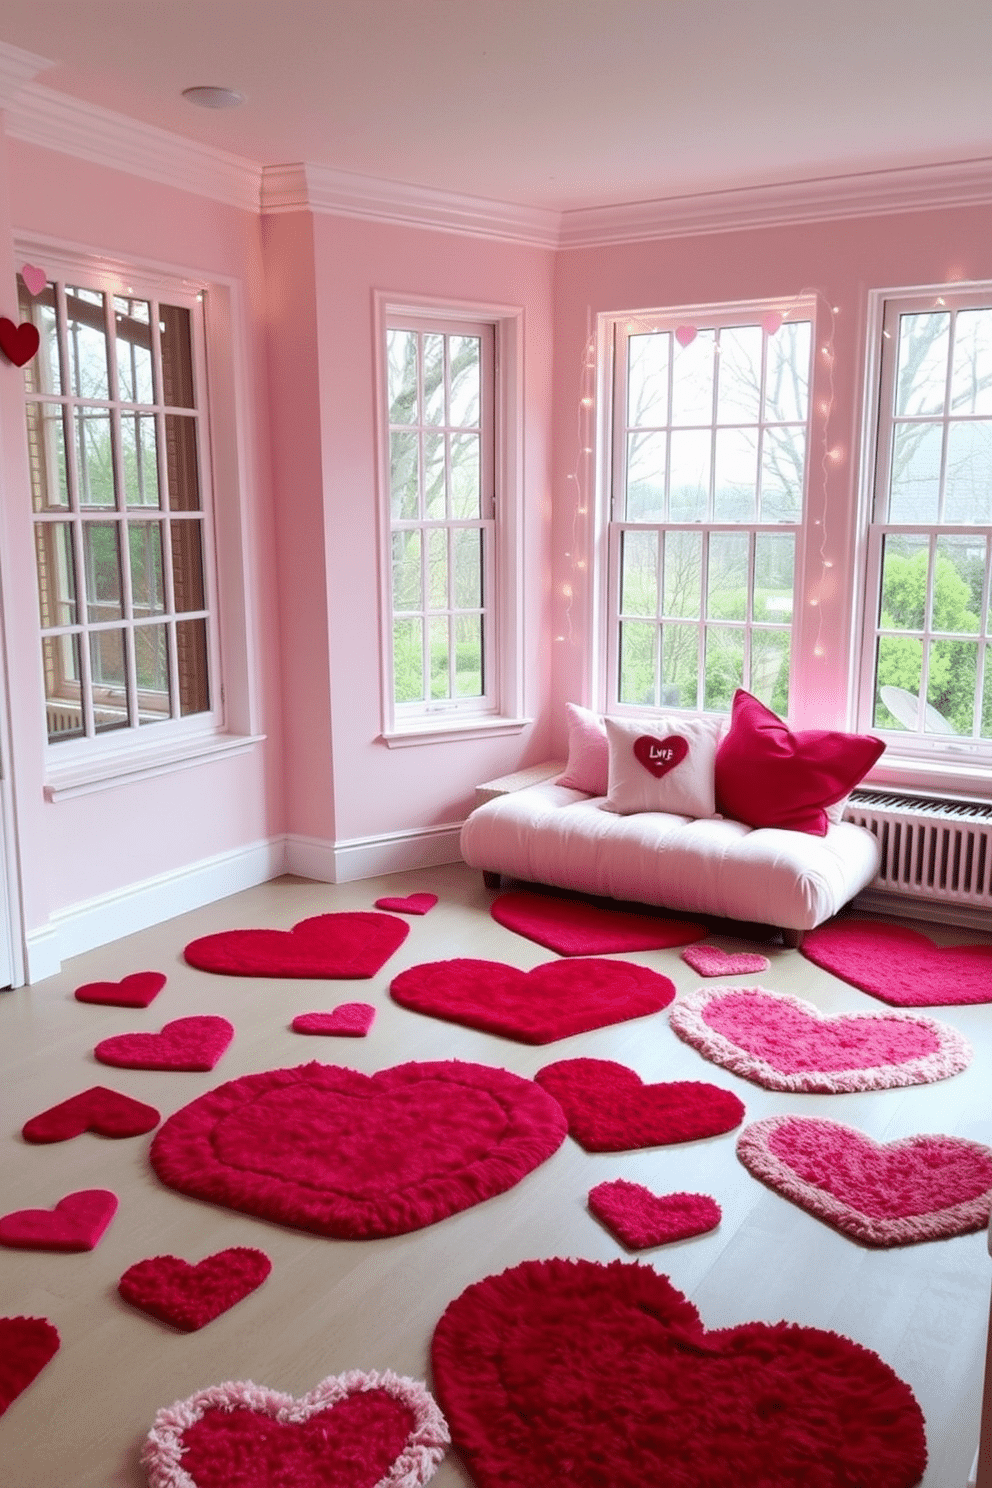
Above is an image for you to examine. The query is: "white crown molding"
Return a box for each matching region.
[0,40,51,109]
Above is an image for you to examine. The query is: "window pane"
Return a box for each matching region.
[889,422,942,522]
[704,626,744,711]
[668,428,710,521]
[671,329,714,425]
[759,425,805,521]
[42,634,83,741]
[450,432,480,518]
[716,324,762,424]
[171,520,206,613]
[662,530,702,618]
[392,530,422,610]
[753,532,794,622]
[454,614,482,697]
[983,651,992,739]
[387,329,418,423]
[427,528,448,609]
[164,414,201,511]
[875,636,922,729]
[951,309,992,415]
[176,618,210,716]
[90,628,129,732]
[114,297,154,404]
[927,639,975,734]
[75,409,116,508]
[619,620,657,706]
[129,522,165,616]
[625,430,666,520]
[135,624,171,722]
[943,421,992,524]
[453,529,482,608]
[423,334,445,425]
[122,413,160,507]
[423,432,445,518]
[83,523,123,622]
[159,304,195,408]
[19,279,62,395]
[713,427,757,520]
[429,615,449,699]
[26,403,69,511]
[620,529,658,617]
[933,534,985,633]
[750,629,790,713]
[880,534,928,630]
[765,322,810,422]
[66,286,109,399]
[449,337,481,426]
[390,431,419,518]
[661,622,699,709]
[707,531,749,621]
[627,333,669,427]
[36,523,77,628]
[895,313,949,417]
[393,617,424,703]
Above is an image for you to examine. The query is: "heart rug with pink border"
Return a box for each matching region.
[801,918,992,1006]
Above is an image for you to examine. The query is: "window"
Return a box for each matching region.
[605,304,814,718]
[18,264,216,749]
[859,289,992,762]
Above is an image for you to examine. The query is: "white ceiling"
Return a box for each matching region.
[2,0,991,213]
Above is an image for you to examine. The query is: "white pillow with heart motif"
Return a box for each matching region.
[604,715,722,818]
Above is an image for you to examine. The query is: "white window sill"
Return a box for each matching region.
[43,731,266,801]
[863,749,992,804]
[381,715,532,748]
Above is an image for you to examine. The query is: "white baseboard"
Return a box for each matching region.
[283,822,464,884]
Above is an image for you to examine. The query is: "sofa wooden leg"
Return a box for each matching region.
[781,927,804,950]
[482,870,501,890]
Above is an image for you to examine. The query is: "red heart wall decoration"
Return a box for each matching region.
[0,1317,60,1416]
[0,1189,118,1251]
[0,317,40,367]
[74,971,166,1007]
[22,1086,160,1143]
[119,1247,272,1330]
[632,733,688,778]
[184,911,409,978]
[534,1058,745,1149]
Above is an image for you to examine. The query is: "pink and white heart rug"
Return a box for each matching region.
[119,1247,272,1331]
[490,889,707,956]
[95,1015,234,1072]
[22,1086,160,1142]
[588,1181,721,1249]
[74,971,166,1007]
[534,1058,744,1149]
[0,1189,118,1251]
[142,1370,449,1488]
[292,1004,376,1037]
[668,986,971,1092]
[737,1115,992,1245]
[184,911,409,979]
[681,945,771,977]
[0,1317,60,1416]
[801,918,992,1005]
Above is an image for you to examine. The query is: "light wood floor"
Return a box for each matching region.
[2,864,990,1487]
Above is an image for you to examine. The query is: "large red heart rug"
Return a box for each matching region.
[490,889,707,955]
[119,1246,272,1331]
[668,985,972,1092]
[22,1086,160,1143]
[0,1189,118,1251]
[291,1003,376,1037]
[142,1370,449,1487]
[390,958,675,1044]
[150,1060,567,1239]
[0,1317,60,1416]
[737,1115,992,1245]
[74,971,166,1007]
[534,1058,744,1149]
[588,1181,721,1249]
[184,911,409,978]
[801,918,992,1005]
[430,1257,927,1487]
[95,1016,234,1071]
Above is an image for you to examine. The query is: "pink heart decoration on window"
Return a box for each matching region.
[75,971,166,1007]
[633,734,688,778]
[0,1189,118,1251]
[0,318,40,368]
[761,311,784,335]
[674,324,697,347]
[20,264,47,296]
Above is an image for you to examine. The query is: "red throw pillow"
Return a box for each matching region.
[715,690,884,836]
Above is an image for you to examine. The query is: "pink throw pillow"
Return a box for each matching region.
[714,690,884,836]
[557,703,609,796]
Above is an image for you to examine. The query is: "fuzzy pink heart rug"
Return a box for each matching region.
[119,1247,271,1331]
[681,945,771,976]
[801,918,992,1005]
[588,1181,721,1249]
[292,1004,376,1037]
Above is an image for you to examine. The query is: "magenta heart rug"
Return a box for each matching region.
[681,945,771,976]
[22,1086,160,1143]
[431,1257,927,1488]
[668,986,972,1092]
[74,971,166,1007]
[588,1181,721,1249]
[491,889,707,955]
[0,1317,60,1416]
[142,1370,449,1487]
[95,1015,234,1071]
[374,893,438,915]
[0,1189,118,1251]
[801,918,992,1005]
[534,1058,744,1149]
[150,1060,567,1239]
[119,1247,272,1331]
[292,1003,376,1037]
[184,911,409,978]
[390,958,675,1044]
[737,1115,992,1246]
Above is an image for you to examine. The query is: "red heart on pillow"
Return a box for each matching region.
[119,1246,272,1330]
[95,1015,233,1071]
[74,971,166,1008]
[22,1086,160,1143]
[0,317,40,367]
[292,1004,376,1036]
[184,912,409,978]
[534,1058,745,1149]
[374,893,438,915]
[633,733,689,778]
[0,1317,60,1416]
[588,1180,721,1249]
[0,1189,118,1251]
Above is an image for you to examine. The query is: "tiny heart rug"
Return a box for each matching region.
[292,1003,376,1037]
[737,1115,992,1246]
[0,1317,60,1416]
[681,945,771,976]
[95,1016,234,1071]
[22,1086,160,1143]
[150,1060,567,1239]
[142,1370,449,1488]
[74,971,167,1007]
[184,911,409,979]
[374,893,438,915]
[119,1246,272,1331]
[668,986,972,1093]
[430,1257,927,1488]
[390,958,675,1044]
[0,1189,118,1251]
[534,1058,744,1150]
[490,889,707,956]
[588,1181,721,1249]
[801,918,992,1005]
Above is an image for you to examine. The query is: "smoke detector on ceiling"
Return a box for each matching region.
[182,86,245,109]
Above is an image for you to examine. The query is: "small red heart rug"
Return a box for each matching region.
[0,1317,60,1416]
[430,1257,927,1487]
[374,893,438,915]
[588,1181,721,1249]
[184,911,409,978]
[95,1015,234,1071]
[142,1370,449,1487]
[292,1003,377,1036]
[74,971,166,1007]
[390,958,675,1044]
[801,918,992,1005]
[681,944,771,976]
[737,1115,992,1245]
[22,1086,160,1143]
[669,985,972,1092]
[491,889,707,956]
[633,733,689,777]
[0,1189,118,1251]
[0,317,40,367]
[119,1246,272,1331]
[534,1058,744,1149]
[150,1060,567,1239]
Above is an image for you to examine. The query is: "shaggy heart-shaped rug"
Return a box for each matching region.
[0,1317,60,1416]
[22,1086,160,1143]
[150,1060,567,1239]
[95,1016,234,1071]
[119,1246,272,1331]
[184,912,409,979]
[142,1370,449,1488]
[0,1189,118,1251]
[490,889,707,956]
[801,918,992,1005]
[430,1257,927,1488]
[737,1115,992,1246]
[292,1004,376,1037]
[668,986,971,1092]
[74,971,167,1007]
[681,945,771,976]
[533,1058,744,1150]
[374,893,438,915]
[390,958,675,1044]
[588,1181,722,1249]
